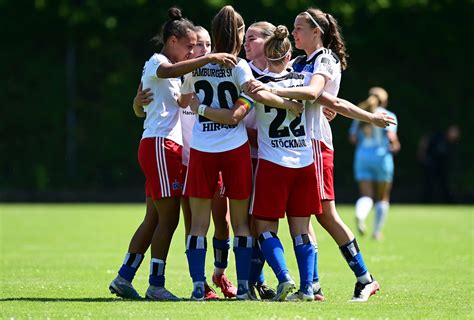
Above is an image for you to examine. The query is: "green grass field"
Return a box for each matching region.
[1,204,472,319]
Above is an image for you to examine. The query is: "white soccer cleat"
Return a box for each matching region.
[350,276,380,302]
[109,275,141,300]
[273,279,296,301]
[145,285,180,301]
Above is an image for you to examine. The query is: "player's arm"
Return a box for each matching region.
[247,128,258,149]
[248,74,326,101]
[132,82,153,118]
[177,93,193,109]
[156,53,237,78]
[244,84,303,117]
[318,92,396,128]
[189,93,252,125]
[387,131,401,154]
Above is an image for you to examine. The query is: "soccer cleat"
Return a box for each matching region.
[313,287,325,301]
[373,232,384,241]
[256,283,276,300]
[109,275,141,300]
[236,287,258,300]
[212,273,237,298]
[287,284,314,301]
[312,282,325,301]
[204,282,219,300]
[145,285,180,301]
[191,282,205,301]
[350,276,380,302]
[273,279,296,301]
[356,217,366,236]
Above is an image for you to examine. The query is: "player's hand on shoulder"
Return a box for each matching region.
[322,107,337,122]
[246,79,267,94]
[209,53,237,68]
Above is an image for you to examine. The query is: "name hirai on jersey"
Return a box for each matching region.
[254,71,314,168]
[181,58,254,153]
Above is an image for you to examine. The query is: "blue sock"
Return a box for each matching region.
[118,252,144,282]
[213,237,230,269]
[339,238,369,279]
[248,244,265,287]
[149,258,165,287]
[185,235,207,283]
[293,234,315,291]
[313,242,319,283]
[259,232,291,284]
[233,236,253,294]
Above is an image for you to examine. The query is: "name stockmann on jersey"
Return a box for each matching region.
[271,138,308,148]
[192,68,233,78]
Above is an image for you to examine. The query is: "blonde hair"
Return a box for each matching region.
[264,25,292,65]
[248,21,276,40]
[358,87,388,112]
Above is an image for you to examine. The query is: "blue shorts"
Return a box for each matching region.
[354,153,394,182]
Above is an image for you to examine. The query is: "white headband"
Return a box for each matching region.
[303,11,325,34]
[266,48,292,61]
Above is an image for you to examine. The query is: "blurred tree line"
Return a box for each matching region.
[1,0,472,202]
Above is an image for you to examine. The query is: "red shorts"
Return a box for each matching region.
[312,139,335,201]
[181,165,225,198]
[250,159,322,220]
[183,142,252,200]
[138,137,183,200]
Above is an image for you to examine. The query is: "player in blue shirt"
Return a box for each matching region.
[349,87,401,240]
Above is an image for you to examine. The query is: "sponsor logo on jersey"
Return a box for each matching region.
[172,179,182,191]
[320,57,333,75]
[271,138,308,148]
[192,68,233,78]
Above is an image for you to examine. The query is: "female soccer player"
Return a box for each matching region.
[109,7,237,301]
[242,21,277,300]
[350,87,400,240]
[275,7,381,302]
[179,5,303,301]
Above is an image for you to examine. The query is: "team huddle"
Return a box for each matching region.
[109,5,396,302]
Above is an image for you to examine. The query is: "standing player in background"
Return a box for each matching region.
[179,5,303,301]
[252,7,384,301]
[242,21,277,300]
[349,87,400,240]
[109,7,237,301]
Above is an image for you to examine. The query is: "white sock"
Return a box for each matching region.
[374,201,389,234]
[357,272,372,284]
[355,197,373,220]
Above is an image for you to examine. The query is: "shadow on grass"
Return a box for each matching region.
[0,297,267,303]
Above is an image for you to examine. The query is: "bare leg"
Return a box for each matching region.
[317,200,354,246]
[150,197,181,260]
[128,197,158,253]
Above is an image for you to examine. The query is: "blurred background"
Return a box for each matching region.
[1,0,472,203]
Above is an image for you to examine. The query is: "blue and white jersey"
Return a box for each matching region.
[349,107,398,158]
[292,48,341,150]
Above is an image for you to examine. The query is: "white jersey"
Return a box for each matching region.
[244,61,267,159]
[140,53,183,145]
[292,48,341,150]
[179,106,195,166]
[255,71,313,168]
[181,58,254,152]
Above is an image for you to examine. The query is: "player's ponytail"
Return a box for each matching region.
[152,7,195,46]
[212,5,245,55]
[264,25,292,65]
[300,8,348,70]
[359,87,388,112]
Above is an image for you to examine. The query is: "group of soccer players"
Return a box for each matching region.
[109,5,396,302]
